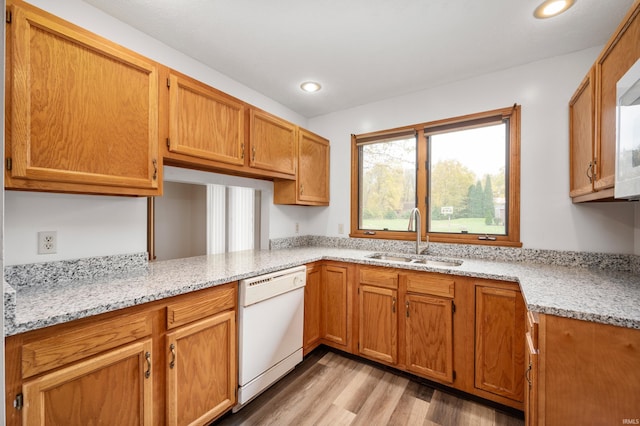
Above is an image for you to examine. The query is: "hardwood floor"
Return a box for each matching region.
[214,348,524,426]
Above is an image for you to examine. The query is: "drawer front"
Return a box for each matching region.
[22,311,152,378]
[359,267,398,289]
[405,273,455,298]
[167,283,236,329]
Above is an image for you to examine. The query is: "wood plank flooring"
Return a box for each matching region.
[213,348,524,426]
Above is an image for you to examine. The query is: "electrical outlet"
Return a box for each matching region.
[295,223,299,233]
[338,224,344,234]
[38,231,57,254]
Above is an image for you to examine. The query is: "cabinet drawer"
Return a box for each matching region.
[22,311,152,378]
[405,273,455,298]
[167,283,236,329]
[359,267,398,289]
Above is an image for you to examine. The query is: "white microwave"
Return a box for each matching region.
[615,58,640,200]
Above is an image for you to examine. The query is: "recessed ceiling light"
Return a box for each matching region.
[300,81,322,93]
[534,0,575,19]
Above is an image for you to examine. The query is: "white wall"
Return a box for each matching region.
[308,47,637,254]
[154,182,206,261]
[4,192,147,265]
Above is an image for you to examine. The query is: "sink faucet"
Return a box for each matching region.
[408,207,426,255]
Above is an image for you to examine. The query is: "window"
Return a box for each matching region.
[351,106,521,246]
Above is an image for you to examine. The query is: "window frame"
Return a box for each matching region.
[350,105,521,247]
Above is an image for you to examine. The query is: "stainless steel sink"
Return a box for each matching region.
[411,259,463,267]
[366,253,463,267]
[367,254,413,262]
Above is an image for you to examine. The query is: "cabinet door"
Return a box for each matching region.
[166,311,236,426]
[22,339,154,425]
[569,69,595,198]
[249,109,296,175]
[359,285,397,364]
[475,286,525,402]
[298,129,330,204]
[7,4,159,195]
[304,264,322,354]
[524,332,538,426]
[594,3,640,191]
[405,293,453,383]
[168,73,245,166]
[322,265,349,347]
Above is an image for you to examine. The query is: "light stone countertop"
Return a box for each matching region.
[4,247,640,336]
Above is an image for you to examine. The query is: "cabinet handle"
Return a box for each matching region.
[525,362,532,387]
[392,297,396,313]
[405,300,410,317]
[169,343,176,369]
[152,159,158,181]
[241,143,245,160]
[144,351,151,379]
[252,146,256,162]
[586,161,593,183]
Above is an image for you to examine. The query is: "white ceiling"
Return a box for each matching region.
[83,0,634,118]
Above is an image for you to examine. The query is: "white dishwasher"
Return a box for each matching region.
[234,265,307,412]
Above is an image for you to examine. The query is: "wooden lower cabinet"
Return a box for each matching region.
[404,293,453,383]
[524,311,539,426]
[535,314,640,424]
[303,263,323,355]
[358,285,398,364]
[5,284,237,426]
[22,339,154,425]
[166,311,236,426]
[322,264,351,349]
[474,284,525,402]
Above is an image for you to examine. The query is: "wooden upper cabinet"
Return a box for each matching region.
[167,72,245,166]
[594,2,640,192]
[248,109,297,176]
[5,2,160,196]
[274,128,330,205]
[570,2,640,202]
[569,69,596,199]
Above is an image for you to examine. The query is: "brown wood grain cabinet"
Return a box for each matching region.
[403,272,454,384]
[321,263,351,349]
[248,108,297,176]
[303,263,323,355]
[535,314,640,424]
[569,68,596,199]
[474,284,525,402]
[524,311,539,426]
[5,0,160,196]
[570,1,640,202]
[4,283,237,426]
[358,284,398,364]
[166,71,245,167]
[166,311,236,426]
[274,128,330,205]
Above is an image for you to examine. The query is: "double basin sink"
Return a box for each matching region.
[366,253,463,268]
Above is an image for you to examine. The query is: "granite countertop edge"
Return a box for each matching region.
[5,247,640,336]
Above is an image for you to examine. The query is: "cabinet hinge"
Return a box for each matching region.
[167,77,171,88]
[452,371,456,381]
[452,301,456,314]
[166,138,171,148]
[6,9,12,23]
[6,157,12,171]
[13,393,23,410]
